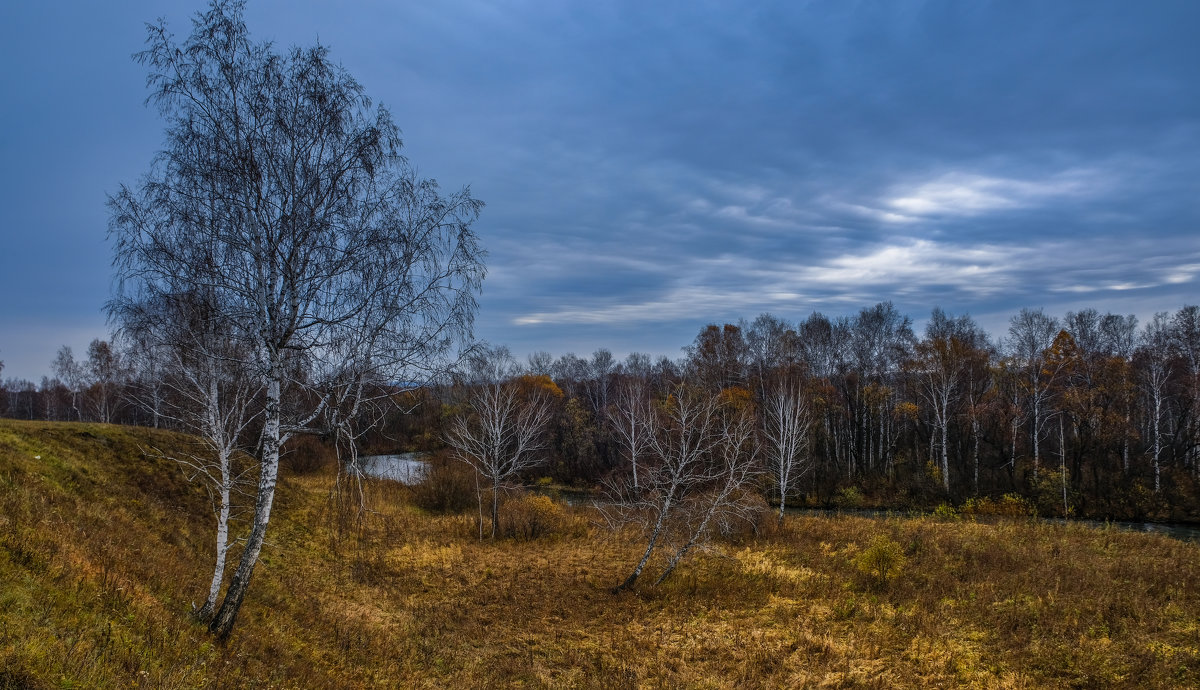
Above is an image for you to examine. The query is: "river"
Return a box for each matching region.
[358,453,427,484]
[356,462,1200,543]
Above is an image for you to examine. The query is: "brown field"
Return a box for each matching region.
[2,419,1199,688]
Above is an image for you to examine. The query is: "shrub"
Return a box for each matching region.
[410,455,477,514]
[932,503,959,520]
[281,435,336,474]
[712,490,772,543]
[834,486,865,509]
[1032,469,1074,517]
[853,534,906,588]
[497,493,568,541]
[960,493,1037,518]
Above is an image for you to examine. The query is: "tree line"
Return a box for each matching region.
[433,302,1200,523]
[12,300,1198,523]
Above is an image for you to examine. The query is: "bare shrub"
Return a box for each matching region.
[497,493,569,541]
[282,436,336,475]
[410,455,477,514]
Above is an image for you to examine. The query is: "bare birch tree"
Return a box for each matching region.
[607,377,654,492]
[444,347,555,538]
[107,0,483,639]
[120,290,262,621]
[52,347,85,421]
[1171,306,1200,473]
[605,386,763,592]
[1007,308,1060,480]
[84,339,125,424]
[1139,313,1174,494]
[761,375,811,518]
[911,308,991,494]
[653,402,761,586]
[609,385,722,593]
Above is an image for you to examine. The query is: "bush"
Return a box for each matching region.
[1032,469,1075,517]
[834,486,865,509]
[853,534,906,588]
[410,455,477,514]
[960,493,1037,518]
[713,490,772,543]
[932,503,959,520]
[282,435,336,474]
[497,493,568,541]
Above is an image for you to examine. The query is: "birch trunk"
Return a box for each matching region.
[198,459,232,620]
[209,373,281,640]
[613,493,673,593]
[491,476,501,538]
[941,415,950,494]
[972,418,981,495]
[1059,416,1068,517]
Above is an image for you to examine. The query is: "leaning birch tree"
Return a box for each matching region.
[119,290,262,621]
[653,401,761,586]
[605,385,765,593]
[609,385,721,593]
[108,0,484,640]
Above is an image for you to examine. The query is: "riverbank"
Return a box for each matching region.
[528,481,1200,543]
[4,420,1199,687]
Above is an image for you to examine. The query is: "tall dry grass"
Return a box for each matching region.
[2,419,1198,688]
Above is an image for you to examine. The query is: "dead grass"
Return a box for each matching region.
[2,419,1199,688]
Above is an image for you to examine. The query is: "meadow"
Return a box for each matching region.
[2,419,1198,688]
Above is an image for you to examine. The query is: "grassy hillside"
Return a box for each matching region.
[2,419,1199,688]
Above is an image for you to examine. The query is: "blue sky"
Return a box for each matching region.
[2,0,1198,380]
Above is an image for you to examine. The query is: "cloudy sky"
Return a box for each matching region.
[2,0,1198,380]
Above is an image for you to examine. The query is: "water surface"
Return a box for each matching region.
[358,453,427,484]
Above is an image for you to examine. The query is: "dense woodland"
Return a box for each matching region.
[5,301,1200,522]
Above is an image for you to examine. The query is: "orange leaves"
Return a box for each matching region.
[514,374,564,401]
[1042,330,1082,379]
[718,386,755,414]
[894,401,920,422]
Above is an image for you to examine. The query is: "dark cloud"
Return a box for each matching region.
[1,0,1197,378]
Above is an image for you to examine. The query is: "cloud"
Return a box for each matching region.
[883,169,1105,219]
[509,239,1016,327]
[799,239,1022,293]
[509,231,1200,332]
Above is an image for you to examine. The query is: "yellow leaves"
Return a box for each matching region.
[718,386,755,414]
[852,534,907,588]
[514,374,563,400]
[894,401,920,421]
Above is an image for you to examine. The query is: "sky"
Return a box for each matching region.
[1,0,1198,381]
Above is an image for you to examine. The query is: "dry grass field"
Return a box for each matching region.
[2,419,1199,688]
